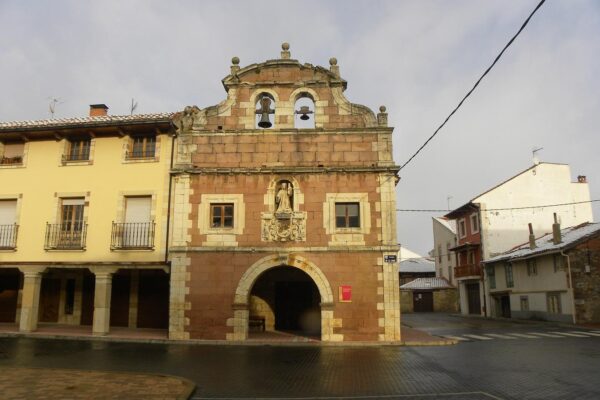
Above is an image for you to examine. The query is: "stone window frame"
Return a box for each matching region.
[121,134,161,164]
[323,193,371,246]
[198,194,245,236]
[59,137,96,166]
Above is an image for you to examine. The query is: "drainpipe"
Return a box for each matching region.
[560,250,576,325]
[164,130,176,264]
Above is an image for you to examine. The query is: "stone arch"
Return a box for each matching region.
[289,87,320,103]
[230,254,335,341]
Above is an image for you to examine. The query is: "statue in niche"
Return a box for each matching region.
[275,181,293,214]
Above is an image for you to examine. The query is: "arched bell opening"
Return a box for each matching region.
[294,93,315,129]
[255,93,276,129]
[248,266,321,339]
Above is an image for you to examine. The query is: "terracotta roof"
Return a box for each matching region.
[0,112,174,131]
[400,277,453,290]
[485,222,600,263]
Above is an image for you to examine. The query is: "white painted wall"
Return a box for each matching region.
[477,163,593,259]
[432,217,457,286]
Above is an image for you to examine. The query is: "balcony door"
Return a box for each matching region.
[0,200,17,248]
[60,198,84,248]
[123,196,152,247]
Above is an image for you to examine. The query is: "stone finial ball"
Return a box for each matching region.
[282,42,290,50]
[379,105,387,113]
[231,56,240,65]
[329,57,338,66]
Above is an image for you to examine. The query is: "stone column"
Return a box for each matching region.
[18,266,47,332]
[91,267,118,336]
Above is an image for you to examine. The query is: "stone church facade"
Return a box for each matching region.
[168,44,401,342]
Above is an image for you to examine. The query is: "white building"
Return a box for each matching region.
[445,162,593,316]
[432,217,457,286]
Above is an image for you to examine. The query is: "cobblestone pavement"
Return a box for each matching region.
[1,317,599,400]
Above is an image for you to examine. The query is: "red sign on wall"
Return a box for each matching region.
[339,285,352,302]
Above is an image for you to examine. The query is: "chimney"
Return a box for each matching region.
[528,223,537,250]
[577,175,587,183]
[552,213,562,245]
[89,104,108,117]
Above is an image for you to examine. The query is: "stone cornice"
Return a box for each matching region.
[169,245,400,253]
[171,166,401,175]
[184,127,394,136]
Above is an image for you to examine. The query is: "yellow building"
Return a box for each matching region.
[0,105,173,336]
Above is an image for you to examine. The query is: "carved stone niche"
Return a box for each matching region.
[261,179,307,242]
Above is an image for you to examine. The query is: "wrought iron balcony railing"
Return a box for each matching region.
[111,222,155,250]
[62,152,90,162]
[44,223,87,250]
[125,150,155,160]
[0,156,23,165]
[455,264,483,279]
[0,224,18,249]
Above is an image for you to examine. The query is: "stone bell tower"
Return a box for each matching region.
[169,43,400,342]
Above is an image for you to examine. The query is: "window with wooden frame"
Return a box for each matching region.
[547,292,561,314]
[65,137,91,162]
[210,203,234,228]
[487,265,496,289]
[1,142,24,165]
[526,259,538,276]
[335,202,360,228]
[128,134,156,159]
[61,198,85,233]
[470,213,479,234]
[505,263,514,288]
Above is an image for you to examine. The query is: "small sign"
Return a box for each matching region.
[339,285,352,302]
[384,255,397,263]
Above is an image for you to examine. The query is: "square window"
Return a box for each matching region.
[66,138,91,162]
[335,202,360,228]
[211,204,234,228]
[1,142,24,165]
[129,134,156,159]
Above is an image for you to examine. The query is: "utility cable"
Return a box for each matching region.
[396,199,600,213]
[399,0,547,171]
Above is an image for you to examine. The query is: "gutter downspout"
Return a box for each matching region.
[164,131,176,264]
[561,250,576,325]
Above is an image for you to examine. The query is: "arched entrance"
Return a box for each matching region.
[230,254,335,341]
[249,267,320,338]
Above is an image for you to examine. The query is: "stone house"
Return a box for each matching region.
[445,162,593,317]
[484,217,600,324]
[168,44,401,342]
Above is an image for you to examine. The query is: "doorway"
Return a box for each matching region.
[466,282,481,315]
[249,266,321,339]
[413,291,434,312]
[500,295,511,318]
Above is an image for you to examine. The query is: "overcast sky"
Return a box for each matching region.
[1,0,598,256]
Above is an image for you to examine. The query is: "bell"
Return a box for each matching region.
[296,105,313,121]
[256,96,274,128]
[258,112,272,128]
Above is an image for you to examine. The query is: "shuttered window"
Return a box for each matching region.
[0,200,17,225]
[1,143,24,164]
[125,197,152,223]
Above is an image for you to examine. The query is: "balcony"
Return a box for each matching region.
[45,224,87,250]
[455,264,483,279]
[111,222,155,250]
[0,156,23,165]
[0,224,18,249]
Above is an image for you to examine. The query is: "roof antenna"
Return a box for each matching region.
[48,97,64,119]
[532,147,543,165]
[130,98,138,115]
[447,195,453,211]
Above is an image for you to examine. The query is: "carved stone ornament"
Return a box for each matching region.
[261,212,306,242]
[172,105,203,133]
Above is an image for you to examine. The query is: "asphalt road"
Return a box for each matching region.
[0,314,599,399]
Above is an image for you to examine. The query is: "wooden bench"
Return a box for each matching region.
[249,316,265,332]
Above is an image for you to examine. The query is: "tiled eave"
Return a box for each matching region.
[0,113,175,141]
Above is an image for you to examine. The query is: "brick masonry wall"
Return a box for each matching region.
[188,173,381,248]
[185,251,382,341]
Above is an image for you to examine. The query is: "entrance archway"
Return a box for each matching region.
[231,254,334,341]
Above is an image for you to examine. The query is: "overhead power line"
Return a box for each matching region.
[396,199,600,213]
[399,0,547,171]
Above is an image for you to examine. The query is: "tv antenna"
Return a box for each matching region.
[48,97,64,119]
[130,98,138,115]
[447,195,453,211]
[532,146,543,165]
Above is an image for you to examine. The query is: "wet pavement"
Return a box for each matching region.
[0,314,599,399]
